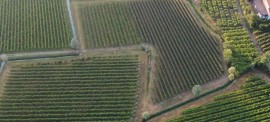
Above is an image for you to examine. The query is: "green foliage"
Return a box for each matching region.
[228,74,235,81]
[251,15,270,32]
[0,55,140,121]
[129,0,223,103]
[223,49,232,62]
[201,0,259,74]
[0,0,72,52]
[170,77,270,121]
[228,67,236,75]
[70,38,79,49]
[260,52,270,64]
[143,112,150,120]
[79,1,142,48]
[254,31,270,53]
[192,85,202,96]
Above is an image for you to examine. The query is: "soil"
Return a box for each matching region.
[147,70,270,122]
[134,52,148,122]
[71,1,85,51]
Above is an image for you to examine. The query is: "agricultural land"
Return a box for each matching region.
[73,0,224,104]
[0,0,270,121]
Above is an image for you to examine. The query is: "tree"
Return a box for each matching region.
[0,54,8,62]
[223,49,232,62]
[142,112,150,120]
[192,85,202,96]
[228,74,235,81]
[70,38,79,49]
[260,52,270,64]
[228,67,236,75]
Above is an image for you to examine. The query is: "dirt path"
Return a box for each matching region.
[71,1,85,51]
[148,70,269,122]
[236,0,263,55]
[134,52,148,122]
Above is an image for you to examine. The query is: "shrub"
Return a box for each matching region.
[192,85,202,96]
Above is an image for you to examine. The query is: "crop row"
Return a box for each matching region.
[169,77,270,122]
[254,31,270,52]
[78,1,142,48]
[201,0,259,74]
[130,0,223,102]
[0,55,140,121]
[0,0,72,52]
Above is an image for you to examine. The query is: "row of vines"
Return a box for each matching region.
[169,76,270,121]
[0,55,140,121]
[76,0,224,103]
[254,31,270,52]
[201,0,259,74]
[129,0,224,103]
[0,0,72,52]
[78,1,142,48]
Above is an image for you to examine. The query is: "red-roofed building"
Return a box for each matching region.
[254,0,270,19]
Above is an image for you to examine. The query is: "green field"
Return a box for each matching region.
[75,0,224,103]
[0,55,140,121]
[130,0,223,102]
[169,76,270,121]
[0,0,72,52]
[77,1,142,48]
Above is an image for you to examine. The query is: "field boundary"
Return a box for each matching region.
[67,0,77,39]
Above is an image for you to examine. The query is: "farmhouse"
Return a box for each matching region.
[254,0,270,19]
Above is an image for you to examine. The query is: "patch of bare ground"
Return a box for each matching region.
[148,70,269,122]
[134,52,148,122]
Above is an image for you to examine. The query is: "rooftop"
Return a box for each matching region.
[254,0,269,15]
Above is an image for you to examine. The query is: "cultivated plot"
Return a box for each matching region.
[0,55,140,121]
[130,0,224,102]
[73,0,224,103]
[170,76,270,122]
[0,0,72,52]
[76,0,142,48]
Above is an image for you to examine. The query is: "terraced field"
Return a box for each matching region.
[0,0,72,52]
[0,55,140,121]
[74,0,224,103]
[169,76,270,122]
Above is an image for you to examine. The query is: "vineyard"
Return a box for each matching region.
[0,55,140,121]
[201,0,259,73]
[254,31,270,53]
[130,0,223,102]
[0,0,72,52]
[73,0,224,103]
[76,1,142,48]
[169,76,270,122]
